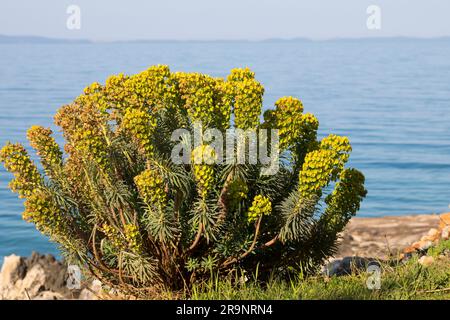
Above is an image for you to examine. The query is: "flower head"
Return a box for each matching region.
[247,195,272,222]
[0,143,42,198]
[27,126,63,178]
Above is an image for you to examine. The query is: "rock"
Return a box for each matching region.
[25,252,68,294]
[441,226,449,240]
[78,279,103,300]
[18,264,46,298]
[420,228,440,242]
[399,252,413,262]
[0,255,26,288]
[427,228,439,238]
[439,212,450,230]
[91,279,102,295]
[411,240,433,252]
[422,240,433,250]
[79,288,96,300]
[403,246,416,254]
[0,255,27,299]
[323,256,381,276]
[0,252,96,300]
[33,291,65,300]
[418,255,434,267]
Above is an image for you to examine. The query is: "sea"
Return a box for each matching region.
[1,38,450,258]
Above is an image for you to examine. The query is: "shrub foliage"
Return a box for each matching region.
[0,66,366,294]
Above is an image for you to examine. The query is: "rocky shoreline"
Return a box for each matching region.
[325,212,449,276]
[336,213,444,259]
[1,213,449,300]
[0,251,102,300]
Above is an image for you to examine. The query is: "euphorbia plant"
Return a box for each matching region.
[0,65,366,295]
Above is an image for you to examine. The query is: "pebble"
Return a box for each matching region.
[427,228,439,238]
[441,226,449,240]
[418,255,434,267]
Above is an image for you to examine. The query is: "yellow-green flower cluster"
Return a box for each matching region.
[226,68,264,130]
[226,178,248,209]
[54,103,81,143]
[54,100,110,169]
[176,72,231,129]
[0,143,42,198]
[191,144,216,164]
[73,66,180,119]
[26,126,63,178]
[134,168,166,208]
[301,113,320,142]
[80,82,109,114]
[101,223,143,253]
[320,134,351,169]
[227,67,255,82]
[83,81,103,95]
[122,108,156,157]
[274,96,304,114]
[101,223,126,250]
[124,224,143,253]
[23,190,62,235]
[264,97,319,151]
[124,65,177,111]
[323,168,367,231]
[299,134,351,199]
[73,126,109,168]
[59,147,89,200]
[104,73,130,111]
[247,195,272,223]
[191,145,216,199]
[299,149,336,199]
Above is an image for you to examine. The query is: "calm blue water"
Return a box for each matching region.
[1,39,450,258]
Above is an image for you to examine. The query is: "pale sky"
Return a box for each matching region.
[1,0,450,41]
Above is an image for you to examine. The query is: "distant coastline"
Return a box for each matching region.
[1,34,450,44]
[0,34,90,44]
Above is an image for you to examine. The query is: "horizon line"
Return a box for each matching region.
[2,34,450,44]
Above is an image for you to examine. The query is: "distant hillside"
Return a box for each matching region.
[0,35,90,44]
[1,34,449,44]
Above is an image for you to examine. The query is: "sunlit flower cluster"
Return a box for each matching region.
[191,145,216,199]
[124,65,176,112]
[23,190,62,235]
[226,68,264,130]
[320,134,351,172]
[226,178,248,209]
[299,149,337,198]
[73,126,109,168]
[176,72,231,129]
[134,168,166,208]
[103,73,129,112]
[101,223,143,253]
[124,223,143,253]
[80,82,109,113]
[27,126,63,178]
[299,134,351,198]
[54,100,110,169]
[122,108,156,157]
[324,168,367,230]
[247,195,272,223]
[264,97,319,151]
[101,223,126,250]
[54,103,81,142]
[0,143,42,198]
[62,149,87,197]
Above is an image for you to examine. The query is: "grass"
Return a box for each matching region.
[187,240,450,300]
